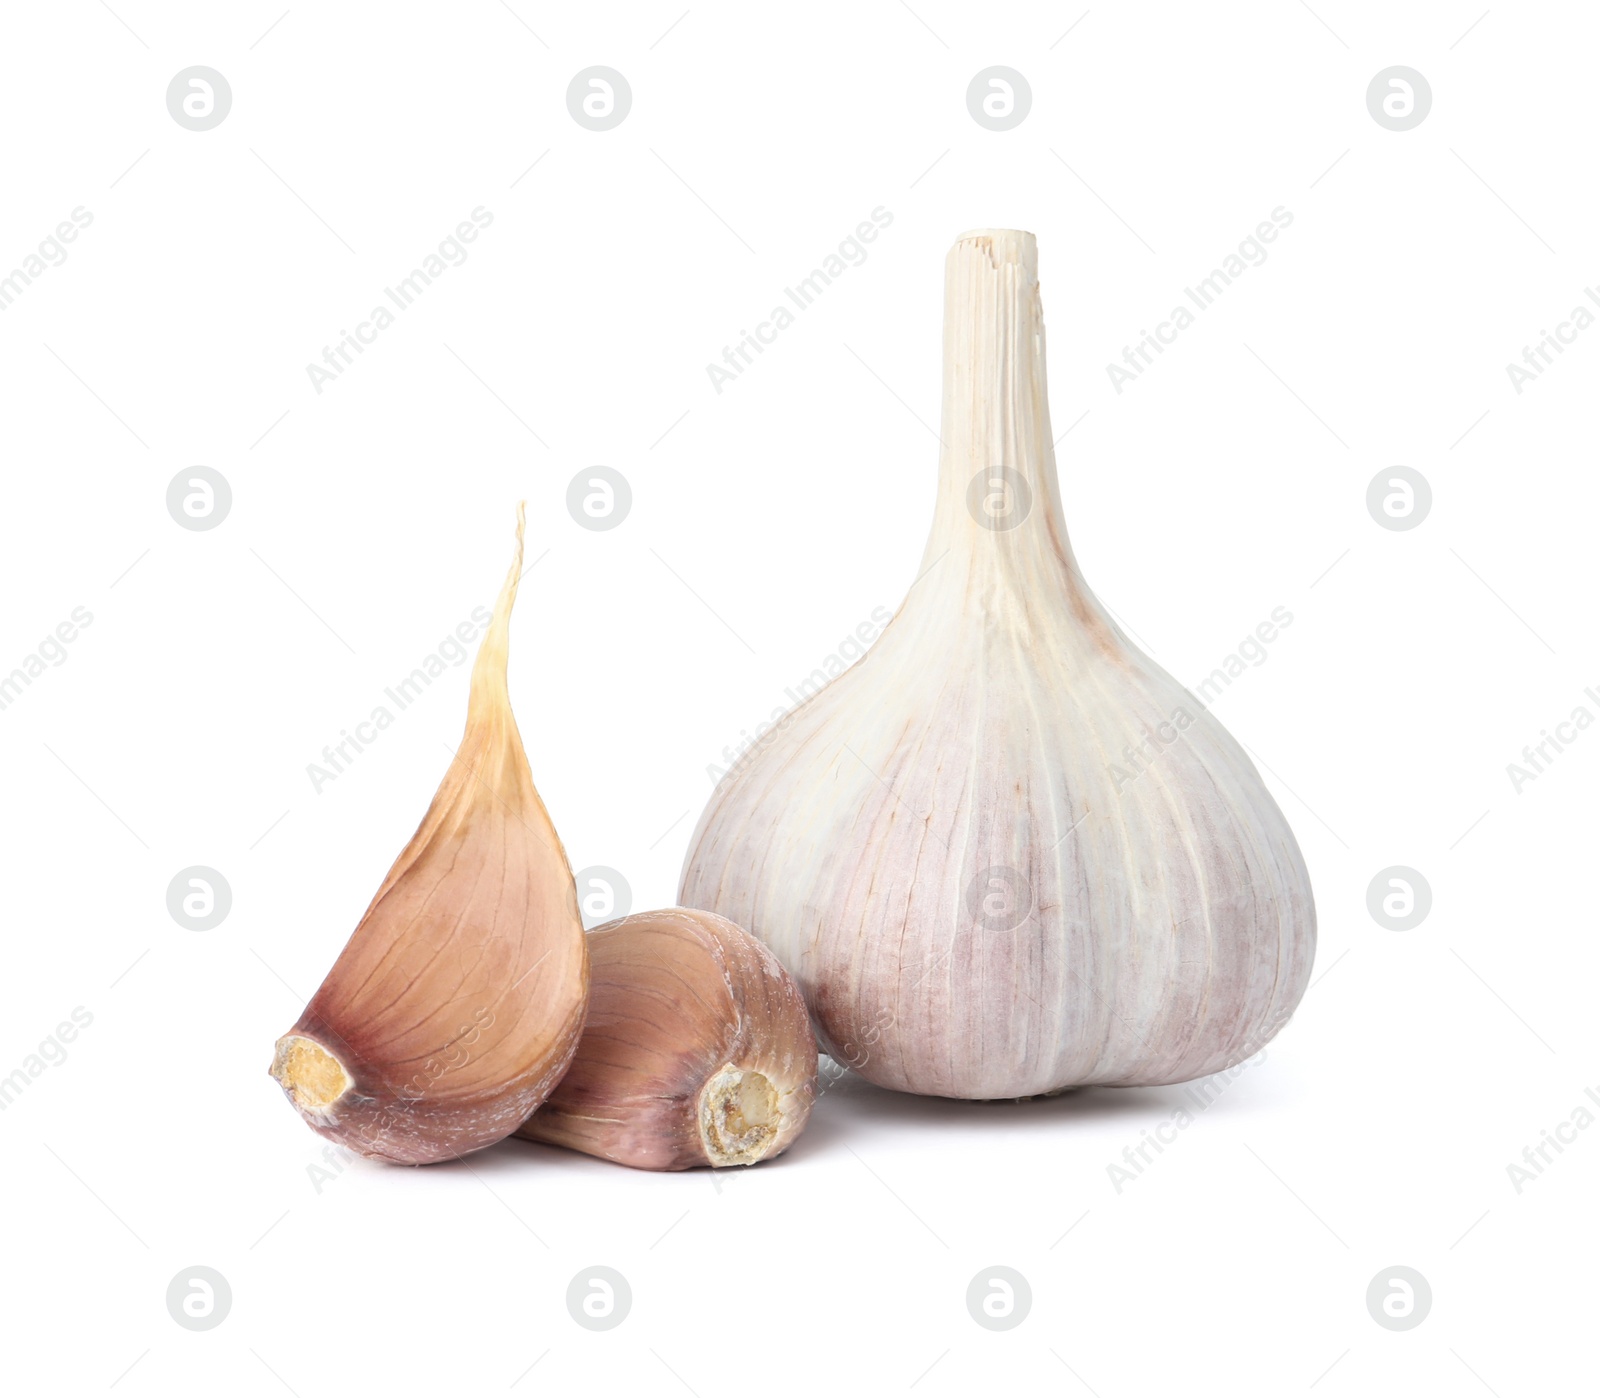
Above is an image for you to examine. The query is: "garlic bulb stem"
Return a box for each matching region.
[929,231,1107,630]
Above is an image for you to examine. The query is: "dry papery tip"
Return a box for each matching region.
[699,1065,780,1166]
[271,1034,352,1116]
[952,228,1037,266]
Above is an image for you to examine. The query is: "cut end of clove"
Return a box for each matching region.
[699,1064,780,1166]
[271,1034,352,1116]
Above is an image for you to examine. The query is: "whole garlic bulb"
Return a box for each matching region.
[680,229,1315,1100]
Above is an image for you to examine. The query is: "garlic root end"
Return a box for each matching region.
[698,1064,780,1166]
[271,1034,353,1117]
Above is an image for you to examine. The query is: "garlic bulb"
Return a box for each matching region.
[270,507,589,1163]
[680,229,1315,1100]
[516,908,816,1169]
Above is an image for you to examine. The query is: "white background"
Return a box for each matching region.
[1,2,1596,1394]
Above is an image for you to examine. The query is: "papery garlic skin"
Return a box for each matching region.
[270,507,589,1163]
[515,908,817,1169]
[680,230,1315,1100]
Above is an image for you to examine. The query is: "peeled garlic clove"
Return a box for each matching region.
[680,229,1316,1100]
[515,908,817,1169]
[270,507,589,1163]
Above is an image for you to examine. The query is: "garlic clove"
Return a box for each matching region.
[679,230,1316,1100]
[269,507,589,1164]
[515,908,817,1170]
